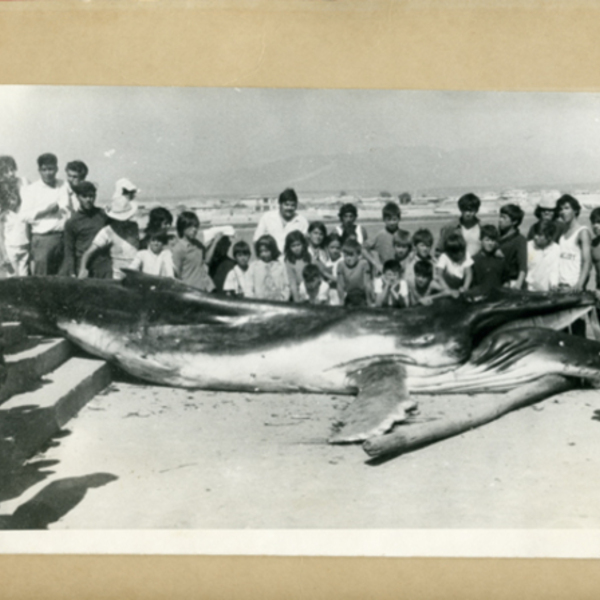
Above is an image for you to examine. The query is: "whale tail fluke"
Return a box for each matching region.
[328,362,417,444]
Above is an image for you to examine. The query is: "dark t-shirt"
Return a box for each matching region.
[498,230,527,282]
[471,250,509,291]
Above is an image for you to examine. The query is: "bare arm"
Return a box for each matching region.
[78,242,102,278]
[460,265,473,292]
[576,228,593,291]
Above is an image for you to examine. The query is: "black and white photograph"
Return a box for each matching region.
[2,85,600,556]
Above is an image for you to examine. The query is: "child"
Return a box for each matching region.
[208,234,236,292]
[591,207,600,289]
[364,201,408,274]
[526,221,560,292]
[404,228,435,286]
[129,230,174,277]
[284,230,312,303]
[323,231,343,305]
[374,260,409,308]
[139,206,174,249]
[79,193,140,280]
[298,263,330,305]
[392,230,413,273]
[170,211,215,292]
[336,203,367,245]
[247,234,290,302]
[223,240,252,297]
[471,224,509,292]
[307,221,328,264]
[408,259,445,306]
[498,203,527,290]
[436,232,473,296]
[526,196,564,242]
[337,237,373,306]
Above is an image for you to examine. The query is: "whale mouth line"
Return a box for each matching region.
[327,353,419,372]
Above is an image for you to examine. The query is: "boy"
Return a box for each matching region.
[526,221,560,292]
[364,202,408,274]
[436,193,481,258]
[498,203,527,289]
[223,240,252,297]
[61,181,110,278]
[337,237,373,306]
[408,259,445,306]
[336,202,367,245]
[65,160,89,213]
[374,260,409,308]
[471,224,508,292]
[404,228,435,288]
[129,230,174,277]
[298,263,330,305]
[392,230,412,271]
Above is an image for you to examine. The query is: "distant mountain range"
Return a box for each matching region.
[145,144,600,199]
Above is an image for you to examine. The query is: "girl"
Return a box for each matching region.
[322,232,343,305]
[284,230,311,302]
[129,229,174,278]
[436,232,473,296]
[78,193,140,280]
[171,211,215,292]
[247,234,290,302]
[307,221,328,263]
[139,206,174,250]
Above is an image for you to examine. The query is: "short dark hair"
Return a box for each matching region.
[532,220,557,241]
[500,203,525,227]
[0,155,17,177]
[392,230,412,248]
[457,193,481,213]
[37,153,58,168]
[590,207,600,224]
[278,188,298,205]
[342,237,362,254]
[344,288,368,307]
[326,231,342,247]
[414,259,433,279]
[444,232,466,262]
[255,234,281,260]
[338,203,358,219]
[556,194,581,217]
[176,211,200,237]
[65,160,88,178]
[308,221,327,238]
[302,263,322,283]
[382,259,402,274]
[382,202,401,220]
[72,181,97,197]
[232,240,251,257]
[480,224,499,241]
[412,228,434,248]
[148,230,169,245]
[147,207,174,232]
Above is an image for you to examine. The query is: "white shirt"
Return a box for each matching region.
[253,210,309,252]
[130,249,174,278]
[298,280,330,305]
[21,179,71,234]
[2,209,29,247]
[437,252,474,279]
[223,264,253,297]
[527,240,560,291]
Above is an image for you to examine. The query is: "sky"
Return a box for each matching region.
[2,86,600,200]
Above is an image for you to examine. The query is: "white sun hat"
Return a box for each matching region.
[106,194,138,221]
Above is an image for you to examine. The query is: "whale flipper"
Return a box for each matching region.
[328,362,417,443]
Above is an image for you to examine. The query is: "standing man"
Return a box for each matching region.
[498,203,528,290]
[436,193,482,258]
[65,160,89,213]
[253,188,308,253]
[20,153,70,275]
[61,181,110,278]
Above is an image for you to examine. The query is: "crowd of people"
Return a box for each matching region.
[1,153,599,315]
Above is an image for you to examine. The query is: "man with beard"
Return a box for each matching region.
[436,193,482,258]
[498,203,527,290]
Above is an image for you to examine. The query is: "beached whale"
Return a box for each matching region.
[0,272,598,453]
